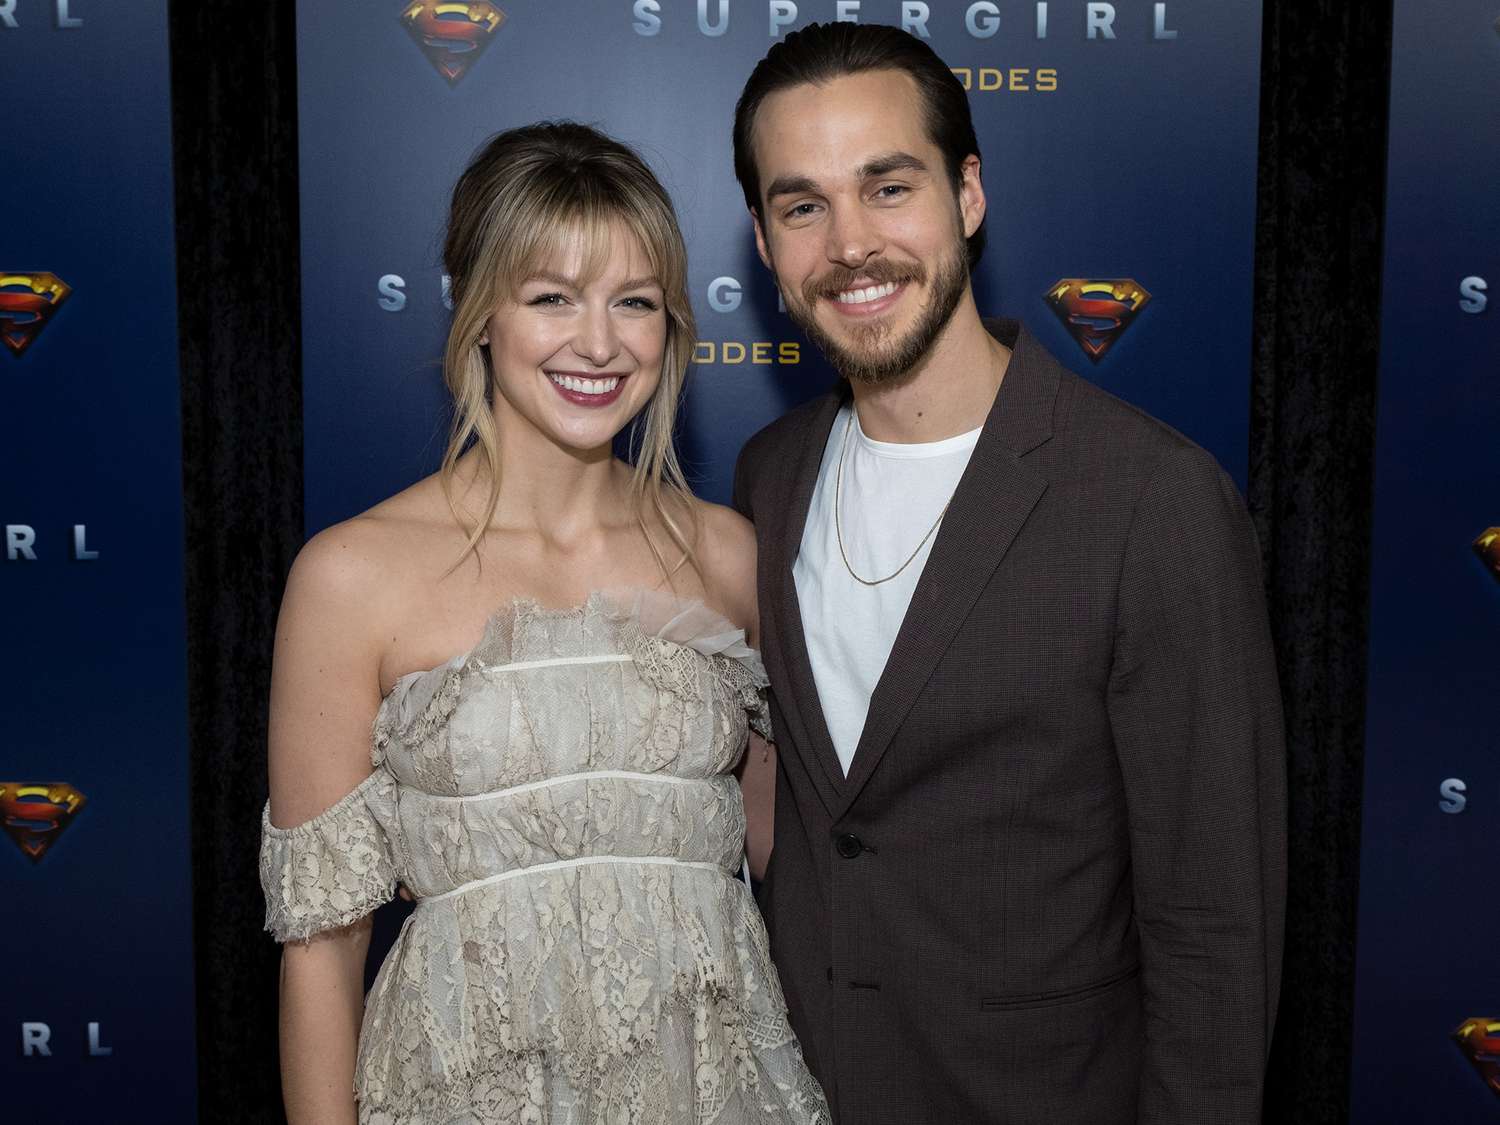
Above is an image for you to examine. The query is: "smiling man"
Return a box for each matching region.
[729,22,1287,1125]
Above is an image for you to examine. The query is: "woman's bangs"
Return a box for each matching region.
[507,197,665,296]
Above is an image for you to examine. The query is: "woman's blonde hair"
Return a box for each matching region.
[440,122,698,574]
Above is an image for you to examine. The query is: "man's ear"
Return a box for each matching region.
[958,154,986,238]
[751,208,773,270]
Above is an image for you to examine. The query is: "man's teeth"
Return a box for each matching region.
[548,374,620,395]
[834,281,899,305]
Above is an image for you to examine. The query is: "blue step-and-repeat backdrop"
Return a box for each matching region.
[28,1,1499,1118]
[0,0,198,1117]
[297,0,1264,534]
[1350,2,1500,1120]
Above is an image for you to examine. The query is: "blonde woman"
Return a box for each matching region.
[260,123,829,1125]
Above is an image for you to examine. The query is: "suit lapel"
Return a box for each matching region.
[834,323,1060,819]
[765,390,848,804]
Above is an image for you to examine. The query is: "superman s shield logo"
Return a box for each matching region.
[1044,278,1151,364]
[1,782,87,862]
[400,1,506,85]
[1,273,72,357]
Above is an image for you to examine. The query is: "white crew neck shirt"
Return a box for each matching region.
[793,403,983,775]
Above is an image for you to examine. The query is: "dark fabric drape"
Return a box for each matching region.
[171,3,1391,1122]
[171,2,302,1121]
[1250,3,1392,1123]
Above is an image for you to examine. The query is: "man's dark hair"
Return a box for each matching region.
[732,21,986,268]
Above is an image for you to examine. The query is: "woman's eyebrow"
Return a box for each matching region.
[523,270,580,288]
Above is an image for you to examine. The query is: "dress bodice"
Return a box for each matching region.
[368,589,766,901]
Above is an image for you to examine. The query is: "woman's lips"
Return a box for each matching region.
[545,370,628,407]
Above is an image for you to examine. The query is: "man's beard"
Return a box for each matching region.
[781,238,969,386]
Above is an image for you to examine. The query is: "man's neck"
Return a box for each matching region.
[848,294,1010,444]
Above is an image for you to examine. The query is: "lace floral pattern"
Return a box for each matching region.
[714,655,773,744]
[260,589,824,1124]
[259,770,400,943]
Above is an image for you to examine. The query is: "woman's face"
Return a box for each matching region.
[484,221,668,457]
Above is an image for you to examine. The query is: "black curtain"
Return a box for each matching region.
[171,1,301,1120]
[1250,2,1393,1123]
[171,3,1391,1122]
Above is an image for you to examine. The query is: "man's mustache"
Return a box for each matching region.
[803,259,928,304]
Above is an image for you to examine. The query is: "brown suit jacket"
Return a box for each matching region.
[732,321,1286,1124]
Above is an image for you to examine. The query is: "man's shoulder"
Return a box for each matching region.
[737,390,840,476]
[1001,322,1239,505]
[991,317,1206,468]
[1064,371,1202,460]
[1052,369,1247,531]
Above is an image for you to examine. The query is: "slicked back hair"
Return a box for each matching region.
[732,21,986,268]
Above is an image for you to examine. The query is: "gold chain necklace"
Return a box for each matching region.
[833,410,957,587]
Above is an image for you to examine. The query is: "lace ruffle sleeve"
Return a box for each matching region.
[259,769,399,943]
[747,687,773,743]
[717,652,774,743]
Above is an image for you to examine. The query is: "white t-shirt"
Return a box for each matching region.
[793,403,982,775]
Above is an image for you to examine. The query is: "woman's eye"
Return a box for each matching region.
[527,292,567,306]
[619,296,660,311]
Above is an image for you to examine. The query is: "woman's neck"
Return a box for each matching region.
[456,422,633,544]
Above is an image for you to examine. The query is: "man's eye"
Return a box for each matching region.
[785,202,820,220]
[876,184,909,199]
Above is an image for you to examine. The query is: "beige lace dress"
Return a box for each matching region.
[260,589,830,1125]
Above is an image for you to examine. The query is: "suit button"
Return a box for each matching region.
[835,833,863,859]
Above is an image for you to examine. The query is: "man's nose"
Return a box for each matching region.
[824,203,882,269]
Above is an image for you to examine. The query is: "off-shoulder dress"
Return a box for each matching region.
[260,589,830,1124]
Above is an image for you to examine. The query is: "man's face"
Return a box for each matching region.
[749,69,983,384]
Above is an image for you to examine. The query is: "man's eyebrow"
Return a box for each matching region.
[858,151,930,179]
[763,154,931,201]
[764,174,820,200]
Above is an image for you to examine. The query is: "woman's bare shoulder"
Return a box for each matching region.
[689,499,758,636]
[283,476,457,627]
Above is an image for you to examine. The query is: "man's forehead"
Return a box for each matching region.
[752,70,930,181]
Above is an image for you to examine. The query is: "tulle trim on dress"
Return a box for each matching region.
[371,589,772,770]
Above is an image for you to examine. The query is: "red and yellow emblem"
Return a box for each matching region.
[0,782,87,862]
[1044,278,1151,363]
[1474,528,1500,585]
[0,272,72,357]
[1454,1017,1500,1097]
[399,1,506,84]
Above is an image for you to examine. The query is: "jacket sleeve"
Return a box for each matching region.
[731,435,758,522]
[1106,444,1287,1124]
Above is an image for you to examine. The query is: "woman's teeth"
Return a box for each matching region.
[548,373,620,395]
[834,281,899,305]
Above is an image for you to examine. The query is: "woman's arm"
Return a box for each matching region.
[737,733,777,882]
[266,526,388,1125]
[278,920,370,1125]
[700,503,776,881]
